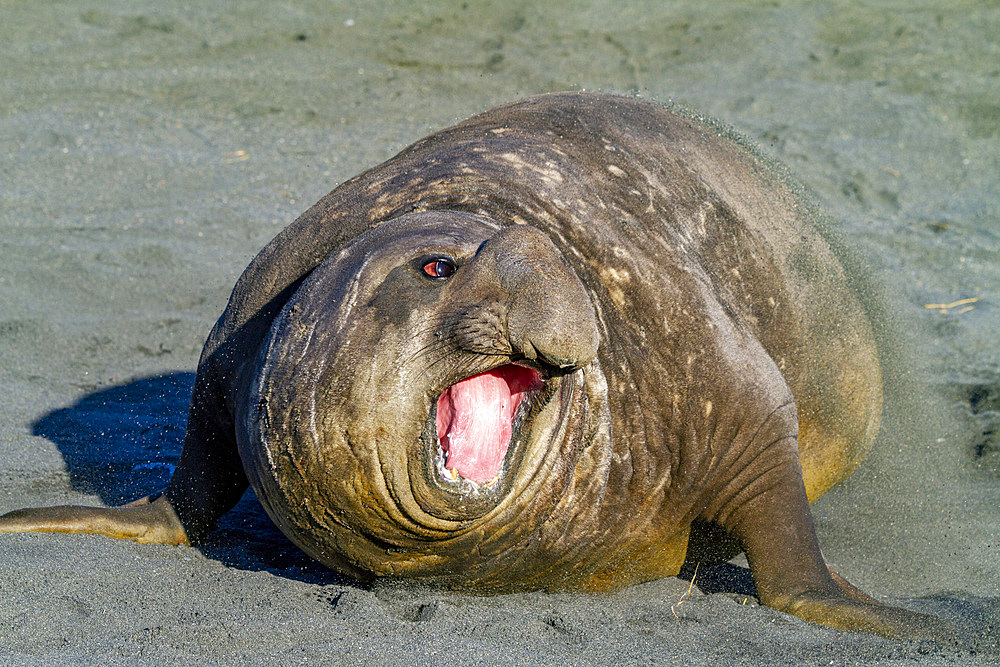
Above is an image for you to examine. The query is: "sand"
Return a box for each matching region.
[1,1,997,664]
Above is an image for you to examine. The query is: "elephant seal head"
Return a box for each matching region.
[242,210,601,581]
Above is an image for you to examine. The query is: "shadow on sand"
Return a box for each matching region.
[33,372,194,505]
[31,372,351,585]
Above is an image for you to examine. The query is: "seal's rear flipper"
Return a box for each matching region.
[0,494,189,545]
[724,445,955,640]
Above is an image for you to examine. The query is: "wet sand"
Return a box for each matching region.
[1,1,998,664]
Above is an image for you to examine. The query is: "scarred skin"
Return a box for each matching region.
[0,92,952,639]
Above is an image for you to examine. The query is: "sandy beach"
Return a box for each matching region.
[1,1,997,664]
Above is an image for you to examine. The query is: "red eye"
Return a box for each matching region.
[422,259,455,279]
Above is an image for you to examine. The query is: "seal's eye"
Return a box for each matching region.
[422,258,456,280]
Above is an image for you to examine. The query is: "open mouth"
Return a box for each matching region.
[435,364,544,484]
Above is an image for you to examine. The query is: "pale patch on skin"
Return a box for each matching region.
[564,244,586,262]
[542,223,572,251]
[364,175,392,195]
[704,400,713,418]
[643,191,657,215]
[498,152,565,185]
[606,286,626,308]
[696,201,714,237]
[602,266,631,283]
[599,265,632,308]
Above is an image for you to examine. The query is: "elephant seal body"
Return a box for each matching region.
[224,91,879,591]
[1,93,951,638]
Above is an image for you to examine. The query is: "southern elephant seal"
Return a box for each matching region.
[0,92,950,638]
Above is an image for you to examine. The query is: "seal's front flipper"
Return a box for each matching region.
[726,451,955,640]
[0,494,188,545]
[827,566,881,604]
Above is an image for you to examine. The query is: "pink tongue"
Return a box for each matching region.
[435,365,540,483]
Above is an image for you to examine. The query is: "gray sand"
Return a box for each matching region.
[1,1,998,664]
